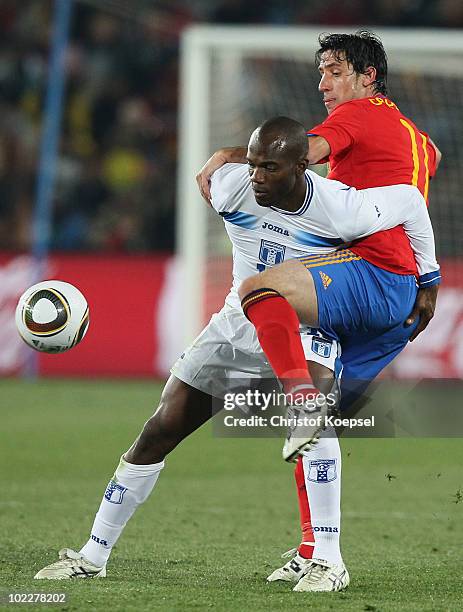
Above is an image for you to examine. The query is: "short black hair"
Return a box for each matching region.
[316,30,388,96]
[254,116,308,161]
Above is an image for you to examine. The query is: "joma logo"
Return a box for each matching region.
[313,526,339,533]
[262,222,289,236]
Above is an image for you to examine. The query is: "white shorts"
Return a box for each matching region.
[171,302,339,398]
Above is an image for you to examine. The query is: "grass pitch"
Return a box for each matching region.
[0,379,462,611]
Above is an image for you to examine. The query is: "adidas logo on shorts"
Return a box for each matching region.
[319,271,333,289]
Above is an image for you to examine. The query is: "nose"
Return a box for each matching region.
[250,167,265,184]
[318,73,331,92]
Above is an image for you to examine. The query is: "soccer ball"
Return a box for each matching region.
[15,280,89,353]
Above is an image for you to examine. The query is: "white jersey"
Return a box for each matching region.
[210,163,438,307]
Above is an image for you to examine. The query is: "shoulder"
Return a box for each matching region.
[329,97,401,118]
[328,98,367,118]
[312,99,368,133]
[362,96,402,114]
[210,163,250,213]
[211,163,248,191]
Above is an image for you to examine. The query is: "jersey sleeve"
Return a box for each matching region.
[309,102,365,158]
[210,163,251,214]
[399,194,440,285]
[334,185,440,285]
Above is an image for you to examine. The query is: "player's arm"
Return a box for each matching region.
[405,284,439,341]
[428,136,442,172]
[332,186,440,341]
[374,188,440,282]
[333,186,440,282]
[396,197,441,340]
[400,200,440,283]
[403,134,441,341]
[306,135,331,164]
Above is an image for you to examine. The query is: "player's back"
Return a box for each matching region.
[319,97,435,199]
[310,96,438,275]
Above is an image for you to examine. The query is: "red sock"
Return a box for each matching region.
[241,289,317,394]
[294,456,314,559]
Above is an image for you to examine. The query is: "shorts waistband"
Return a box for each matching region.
[299,249,362,268]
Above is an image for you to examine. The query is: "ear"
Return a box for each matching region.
[362,66,377,88]
[296,158,309,175]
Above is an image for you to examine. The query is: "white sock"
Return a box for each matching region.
[301,427,342,564]
[79,456,164,567]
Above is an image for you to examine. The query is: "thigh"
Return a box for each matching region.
[300,251,418,338]
[339,317,419,411]
[154,375,216,436]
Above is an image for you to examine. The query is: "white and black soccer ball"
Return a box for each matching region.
[15,280,89,353]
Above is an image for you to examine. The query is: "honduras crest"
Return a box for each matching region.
[104,480,127,504]
[311,337,332,359]
[307,459,337,483]
[259,240,286,266]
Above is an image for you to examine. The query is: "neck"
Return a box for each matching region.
[279,175,307,212]
[363,85,378,99]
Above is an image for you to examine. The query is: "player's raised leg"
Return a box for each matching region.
[34,376,214,579]
[239,259,318,385]
[239,260,328,458]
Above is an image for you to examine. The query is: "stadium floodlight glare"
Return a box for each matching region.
[178,25,463,346]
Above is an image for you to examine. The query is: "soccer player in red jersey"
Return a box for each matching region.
[197,31,441,332]
[196,31,441,591]
[308,33,439,278]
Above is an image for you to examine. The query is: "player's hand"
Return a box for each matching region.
[405,284,439,341]
[196,147,247,204]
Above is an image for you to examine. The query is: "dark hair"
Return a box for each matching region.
[256,116,308,161]
[316,30,388,96]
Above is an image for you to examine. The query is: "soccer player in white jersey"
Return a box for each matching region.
[34,117,439,592]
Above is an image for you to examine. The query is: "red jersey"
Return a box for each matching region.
[309,96,437,275]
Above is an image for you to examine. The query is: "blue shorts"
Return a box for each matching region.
[299,249,419,409]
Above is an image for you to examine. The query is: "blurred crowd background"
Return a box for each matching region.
[1,0,462,253]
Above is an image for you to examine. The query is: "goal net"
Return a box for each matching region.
[177,26,463,344]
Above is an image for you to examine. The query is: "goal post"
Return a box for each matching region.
[177,25,463,346]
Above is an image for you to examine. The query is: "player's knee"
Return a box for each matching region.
[135,416,177,461]
[238,275,263,300]
[133,416,165,458]
[238,270,286,300]
[239,260,306,302]
[134,387,184,460]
